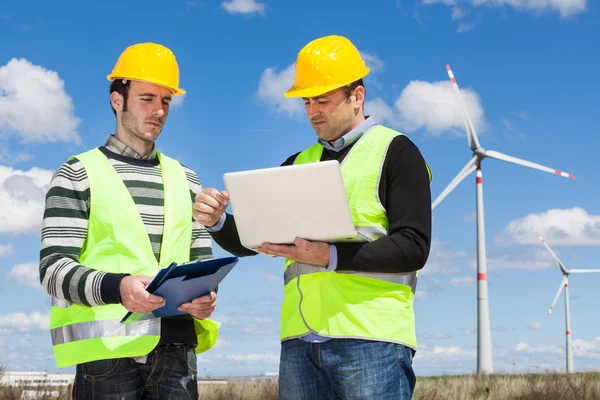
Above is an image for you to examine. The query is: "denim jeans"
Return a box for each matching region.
[72,344,198,400]
[279,338,416,400]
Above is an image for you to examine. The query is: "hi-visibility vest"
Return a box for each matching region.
[281,125,429,350]
[49,148,219,368]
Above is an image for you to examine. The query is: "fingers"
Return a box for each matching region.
[193,188,228,227]
[178,292,217,319]
[196,188,228,208]
[120,276,165,314]
[294,238,310,249]
[138,276,153,286]
[258,243,297,259]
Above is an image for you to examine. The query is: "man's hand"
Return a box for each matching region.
[258,238,330,266]
[120,275,165,314]
[193,188,228,228]
[179,291,217,319]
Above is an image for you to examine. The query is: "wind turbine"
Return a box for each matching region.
[432,65,576,375]
[537,234,600,374]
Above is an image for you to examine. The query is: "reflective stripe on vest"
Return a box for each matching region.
[283,262,418,293]
[52,319,159,345]
[49,148,218,368]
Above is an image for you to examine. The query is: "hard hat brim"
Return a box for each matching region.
[107,75,186,96]
[284,67,370,99]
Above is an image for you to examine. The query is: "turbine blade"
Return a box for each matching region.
[538,235,569,274]
[446,65,481,151]
[548,275,568,316]
[432,156,478,210]
[485,150,575,179]
[568,269,600,274]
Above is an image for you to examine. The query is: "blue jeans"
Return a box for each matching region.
[72,344,198,400]
[279,339,416,400]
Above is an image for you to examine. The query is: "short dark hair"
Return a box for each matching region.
[342,78,365,109]
[109,79,131,115]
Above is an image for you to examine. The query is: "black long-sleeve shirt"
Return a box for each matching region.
[210,134,432,274]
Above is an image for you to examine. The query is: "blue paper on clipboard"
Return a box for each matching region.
[120,256,239,324]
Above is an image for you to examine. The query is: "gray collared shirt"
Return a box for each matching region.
[317,116,377,152]
[105,134,158,160]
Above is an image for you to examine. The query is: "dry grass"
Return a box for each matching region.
[198,380,278,400]
[414,372,600,400]
[0,385,68,400]
[1,370,599,399]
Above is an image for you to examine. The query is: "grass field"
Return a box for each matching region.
[2,371,599,399]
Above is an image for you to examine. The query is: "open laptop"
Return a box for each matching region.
[223,160,367,250]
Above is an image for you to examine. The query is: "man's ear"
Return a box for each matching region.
[353,86,365,111]
[110,92,124,113]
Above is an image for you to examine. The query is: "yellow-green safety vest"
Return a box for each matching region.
[281,125,430,350]
[49,148,219,368]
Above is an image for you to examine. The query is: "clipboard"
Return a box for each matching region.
[120,256,239,324]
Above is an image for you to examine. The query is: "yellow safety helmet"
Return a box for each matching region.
[107,42,185,96]
[285,35,370,99]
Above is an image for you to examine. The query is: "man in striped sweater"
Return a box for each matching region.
[39,43,217,399]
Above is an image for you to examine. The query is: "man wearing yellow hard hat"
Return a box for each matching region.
[196,35,432,399]
[40,42,219,399]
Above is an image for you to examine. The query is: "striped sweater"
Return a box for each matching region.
[39,135,213,307]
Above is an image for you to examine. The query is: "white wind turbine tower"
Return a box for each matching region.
[432,65,576,375]
[537,234,600,374]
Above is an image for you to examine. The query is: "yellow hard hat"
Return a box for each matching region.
[284,35,370,98]
[107,42,185,96]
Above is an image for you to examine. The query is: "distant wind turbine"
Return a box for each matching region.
[432,65,576,375]
[538,234,600,374]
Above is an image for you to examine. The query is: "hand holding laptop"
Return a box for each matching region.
[258,237,330,265]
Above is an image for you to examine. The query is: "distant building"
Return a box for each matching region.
[0,372,74,387]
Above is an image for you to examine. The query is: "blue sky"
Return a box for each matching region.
[0,0,599,378]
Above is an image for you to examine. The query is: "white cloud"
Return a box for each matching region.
[515,342,563,355]
[395,80,485,135]
[463,211,476,223]
[226,353,279,362]
[415,290,431,300]
[257,63,303,117]
[214,339,233,349]
[360,52,385,73]
[365,98,396,125]
[424,0,586,19]
[6,261,40,289]
[457,22,477,32]
[528,321,542,329]
[170,93,186,110]
[0,165,53,236]
[496,207,600,246]
[573,338,600,360]
[450,276,476,286]
[0,312,49,334]
[452,6,469,18]
[0,243,14,257]
[414,344,476,362]
[421,239,470,275]
[221,0,267,16]
[0,58,80,143]
[501,117,513,131]
[472,0,586,18]
[485,248,554,270]
[213,314,241,325]
[265,274,281,284]
[433,346,468,356]
[514,111,529,120]
[0,148,33,164]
